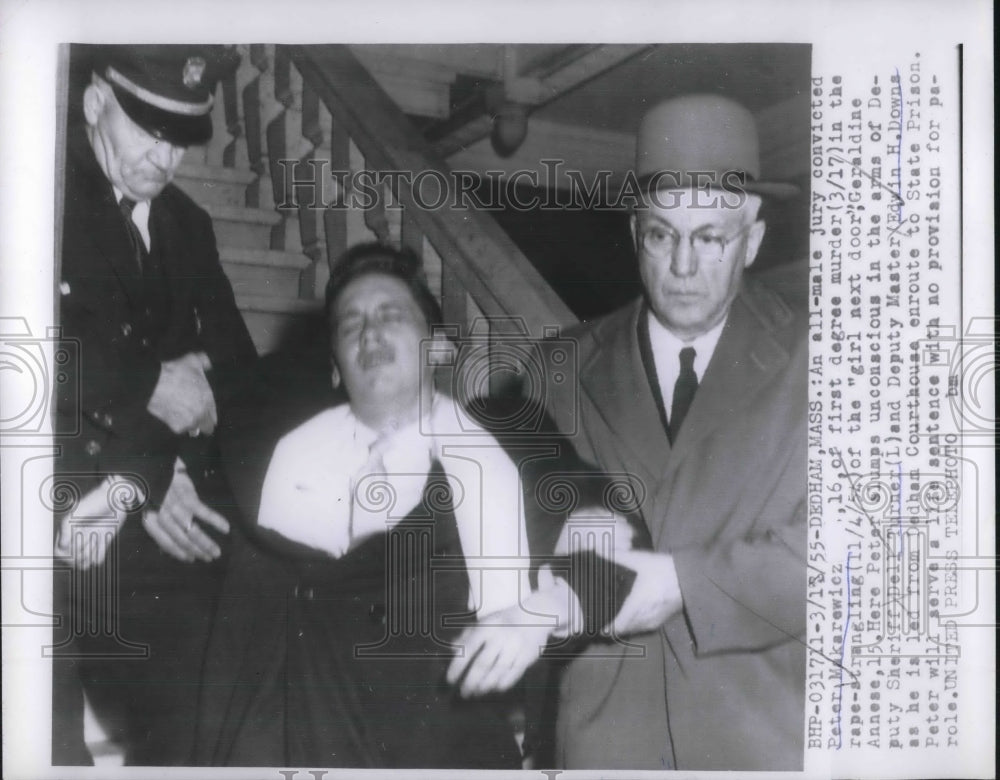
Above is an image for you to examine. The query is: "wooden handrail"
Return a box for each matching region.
[286,44,578,335]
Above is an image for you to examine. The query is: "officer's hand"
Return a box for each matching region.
[603,548,683,635]
[147,352,217,436]
[142,459,229,562]
[54,476,143,570]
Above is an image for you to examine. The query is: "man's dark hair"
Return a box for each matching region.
[324,242,444,330]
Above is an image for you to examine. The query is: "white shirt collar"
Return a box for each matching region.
[646,309,728,409]
[112,186,151,251]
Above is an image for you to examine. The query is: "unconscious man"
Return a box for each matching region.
[194,242,631,768]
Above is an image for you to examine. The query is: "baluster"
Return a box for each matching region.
[401,209,426,260]
[405,215,441,311]
[420,239,452,398]
[385,182,403,247]
[223,44,258,170]
[295,75,334,298]
[266,46,296,250]
[361,168,391,245]
[436,244,469,338]
[466,294,485,340]
[266,54,315,257]
[322,118,350,282]
[347,138,381,246]
[201,46,239,167]
[243,44,273,209]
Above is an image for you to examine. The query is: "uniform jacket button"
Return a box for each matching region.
[120,322,132,336]
[84,440,101,457]
[139,337,151,348]
[293,584,315,600]
[102,413,113,427]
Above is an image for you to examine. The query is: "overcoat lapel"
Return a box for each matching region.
[577,282,795,549]
[578,301,671,503]
[668,292,790,458]
[650,284,793,548]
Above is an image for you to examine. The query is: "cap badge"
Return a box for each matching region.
[182,57,206,90]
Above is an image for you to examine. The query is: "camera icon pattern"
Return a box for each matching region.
[919,317,996,439]
[0,318,80,436]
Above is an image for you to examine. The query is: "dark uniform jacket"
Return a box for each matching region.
[52,127,257,766]
[56,128,256,510]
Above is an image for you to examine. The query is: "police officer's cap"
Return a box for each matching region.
[92,45,237,147]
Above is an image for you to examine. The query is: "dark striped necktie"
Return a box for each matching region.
[669,346,698,442]
[118,197,148,273]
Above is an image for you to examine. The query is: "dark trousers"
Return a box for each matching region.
[52,515,230,765]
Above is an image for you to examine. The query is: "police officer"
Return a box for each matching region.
[53,45,257,765]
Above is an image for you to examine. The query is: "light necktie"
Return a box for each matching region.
[669,346,698,442]
[349,440,388,544]
[118,197,147,273]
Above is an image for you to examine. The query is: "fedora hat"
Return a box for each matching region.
[636,93,798,199]
[91,45,237,147]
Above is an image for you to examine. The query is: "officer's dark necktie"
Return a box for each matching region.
[118,197,147,273]
[669,346,698,442]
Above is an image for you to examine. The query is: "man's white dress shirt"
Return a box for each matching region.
[258,393,530,619]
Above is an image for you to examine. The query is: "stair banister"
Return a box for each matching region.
[285,44,578,337]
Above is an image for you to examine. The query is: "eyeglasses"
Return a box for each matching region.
[636,221,755,264]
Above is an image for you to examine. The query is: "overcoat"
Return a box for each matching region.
[554,271,808,771]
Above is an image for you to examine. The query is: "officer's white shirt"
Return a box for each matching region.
[113,187,151,251]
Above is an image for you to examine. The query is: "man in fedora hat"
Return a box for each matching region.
[52,44,256,764]
[552,94,807,770]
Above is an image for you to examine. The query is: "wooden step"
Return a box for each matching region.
[174,162,256,207]
[236,294,324,355]
[220,247,312,298]
[238,294,323,314]
[205,203,282,250]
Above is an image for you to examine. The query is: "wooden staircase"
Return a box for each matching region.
[174,44,577,357]
[173,158,320,355]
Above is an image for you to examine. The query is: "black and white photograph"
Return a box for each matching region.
[0,2,994,779]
